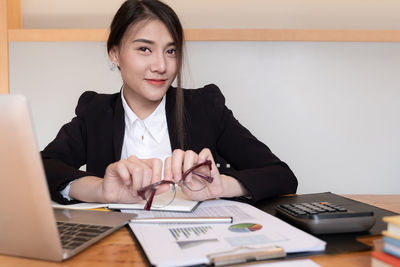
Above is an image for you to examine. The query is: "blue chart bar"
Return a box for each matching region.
[169,226,212,240]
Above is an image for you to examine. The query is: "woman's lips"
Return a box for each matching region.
[146,79,166,86]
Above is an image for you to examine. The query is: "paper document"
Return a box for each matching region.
[124,199,326,267]
[51,187,199,212]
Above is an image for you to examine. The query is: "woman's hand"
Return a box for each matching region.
[164,148,247,201]
[164,148,223,201]
[69,151,247,204]
[101,156,163,203]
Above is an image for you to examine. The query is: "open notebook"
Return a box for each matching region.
[0,95,136,261]
[52,186,200,212]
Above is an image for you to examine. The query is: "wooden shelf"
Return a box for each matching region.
[8,29,109,42]
[1,0,10,93]
[8,28,400,42]
[186,29,400,42]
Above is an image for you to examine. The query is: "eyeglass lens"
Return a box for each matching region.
[141,161,212,209]
[142,183,176,209]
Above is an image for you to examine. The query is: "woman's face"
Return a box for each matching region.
[110,19,178,109]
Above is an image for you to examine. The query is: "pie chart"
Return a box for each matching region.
[229,223,263,232]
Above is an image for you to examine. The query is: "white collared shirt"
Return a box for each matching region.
[120,91,172,161]
[61,90,172,200]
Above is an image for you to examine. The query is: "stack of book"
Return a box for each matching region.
[371,215,400,267]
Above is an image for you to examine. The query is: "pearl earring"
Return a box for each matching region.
[110,62,117,71]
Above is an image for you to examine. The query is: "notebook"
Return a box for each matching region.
[52,186,201,212]
[0,95,136,261]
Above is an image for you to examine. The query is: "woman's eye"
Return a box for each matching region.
[167,48,176,55]
[138,47,151,53]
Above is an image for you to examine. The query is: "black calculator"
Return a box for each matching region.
[275,202,375,234]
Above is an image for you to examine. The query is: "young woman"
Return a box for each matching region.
[42,0,297,206]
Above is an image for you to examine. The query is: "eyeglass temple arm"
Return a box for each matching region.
[192,171,214,183]
[144,189,156,211]
[182,160,212,176]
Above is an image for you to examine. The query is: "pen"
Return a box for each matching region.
[131,216,233,224]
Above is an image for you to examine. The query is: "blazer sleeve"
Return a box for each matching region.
[202,84,298,202]
[41,91,97,204]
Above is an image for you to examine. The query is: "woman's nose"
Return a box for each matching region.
[151,52,167,73]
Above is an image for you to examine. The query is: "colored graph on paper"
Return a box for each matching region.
[169,226,212,240]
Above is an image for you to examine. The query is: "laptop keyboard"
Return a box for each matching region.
[57,222,112,250]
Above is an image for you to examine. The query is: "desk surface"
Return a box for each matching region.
[1,194,399,267]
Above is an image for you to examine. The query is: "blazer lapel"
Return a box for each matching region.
[166,87,181,150]
[113,92,125,160]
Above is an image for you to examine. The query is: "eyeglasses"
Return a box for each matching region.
[137,160,214,210]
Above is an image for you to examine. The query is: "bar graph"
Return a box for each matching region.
[169,226,212,240]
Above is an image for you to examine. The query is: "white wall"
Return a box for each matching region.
[9,0,400,194]
[9,41,400,195]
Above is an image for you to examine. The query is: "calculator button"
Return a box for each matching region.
[293,210,307,215]
[324,207,336,212]
[312,203,328,208]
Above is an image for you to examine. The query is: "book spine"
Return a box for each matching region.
[384,236,400,247]
[388,223,400,236]
[383,246,400,259]
[371,251,400,266]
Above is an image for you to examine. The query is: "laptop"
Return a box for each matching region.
[0,95,136,261]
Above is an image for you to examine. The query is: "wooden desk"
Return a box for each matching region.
[1,195,399,266]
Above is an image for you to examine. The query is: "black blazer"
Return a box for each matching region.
[41,84,297,204]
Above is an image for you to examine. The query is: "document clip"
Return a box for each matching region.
[207,245,286,266]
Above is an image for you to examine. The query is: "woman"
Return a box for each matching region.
[42,0,297,206]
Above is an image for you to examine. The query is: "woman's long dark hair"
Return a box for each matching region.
[107,0,185,149]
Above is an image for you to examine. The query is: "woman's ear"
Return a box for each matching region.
[109,46,119,66]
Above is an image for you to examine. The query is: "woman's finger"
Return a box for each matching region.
[182,150,198,183]
[171,149,185,182]
[125,161,145,191]
[198,148,213,164]
[163,157,172,181]
[198,148,218,175]
[142,158,163,184]
[106,160,131,186]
